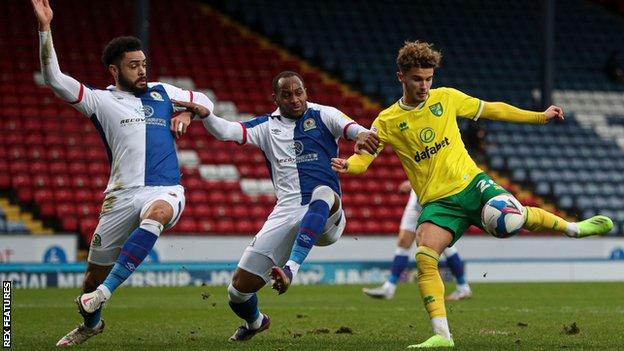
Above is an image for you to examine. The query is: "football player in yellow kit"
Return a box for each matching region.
[332,41,613,348]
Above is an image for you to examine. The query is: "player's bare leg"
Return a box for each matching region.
[228,268,271,341]
[56,263,111,347]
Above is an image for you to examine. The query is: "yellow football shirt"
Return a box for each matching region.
[370,87,484,205]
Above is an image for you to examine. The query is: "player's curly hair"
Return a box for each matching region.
[396,41,442,72]
[101,36,143,67]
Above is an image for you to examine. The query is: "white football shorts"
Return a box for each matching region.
[87,185,185,265]
[238,195,346,282]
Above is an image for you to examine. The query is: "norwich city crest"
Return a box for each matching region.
[429,102,443,117]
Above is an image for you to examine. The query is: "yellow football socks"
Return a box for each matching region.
[415,246,446,318]
[523,206,574,234]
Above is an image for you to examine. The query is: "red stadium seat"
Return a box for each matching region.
[46,147,66,162]
[56,203,77,218]
[80,218,99,243]
[29,161,48,175]
[61,217,79,232]
[49,162,68,175]
[51,175,70,188]
[9,160,29,175]
[74,189,95,203]
[215,219,235,234]
[68,162,88,176]
[193,204,212,218]
[175,218,198,233]
[235,220,255,234]
[71,175,91,189]
[77,204,100,218]
[54,189,74,203]
[197,219,215,233]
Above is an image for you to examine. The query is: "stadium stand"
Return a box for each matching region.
[216,0,624,235]
[2,0,621,242]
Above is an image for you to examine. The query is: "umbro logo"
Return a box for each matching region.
[270,128,282,135]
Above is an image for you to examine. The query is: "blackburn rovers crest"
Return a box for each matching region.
[150,91,164,101]
[303,118,317,131]
[429,102,443,117]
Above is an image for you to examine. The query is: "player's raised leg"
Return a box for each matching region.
[271,186,338,294]
[228,255,272,341]
[408,222,455,348]
[524,206,613,237]
[443,247,471,301]
[78,200,175,313]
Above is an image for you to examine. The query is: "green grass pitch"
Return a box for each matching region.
[12,282,624,350]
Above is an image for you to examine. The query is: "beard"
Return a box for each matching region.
[118,72,148,94]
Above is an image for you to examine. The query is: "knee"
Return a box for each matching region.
[143,201,173,225]
[227,282,254,303]
[397,230,415,248]
[311,185,335,208]
[415,246,440,276]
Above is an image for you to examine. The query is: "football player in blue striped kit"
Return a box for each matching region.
[174,71,379,341]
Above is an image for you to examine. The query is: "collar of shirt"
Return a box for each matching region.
[398,97,427,111]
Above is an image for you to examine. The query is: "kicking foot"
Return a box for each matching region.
[270,266,293,295]
[77,289,107,314]
[55,320,105,347]
[362,285,395,299]
[445,287,472,301]
[407,334,454,348]
[570,215,614,238]
[229,314,270,341]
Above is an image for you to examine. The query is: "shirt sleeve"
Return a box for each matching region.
[344,116,386,174]
[320,105,367,140]
[240,116,270,148]
[159,82,215,117]
[201,113,246,144]
[39,31,98,116]
[447,88,484,121]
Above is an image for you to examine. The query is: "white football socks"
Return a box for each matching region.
[431,317,452,340]
[565,222,580,237]
[382,281,397,294]
[248,313,264,330]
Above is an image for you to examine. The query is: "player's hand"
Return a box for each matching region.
[331,158,349,173]
[544,105,564,121]
[354,131,379,155]
[398,180,412,193]
[171,111,192,139]
[171,99,211,119]
[31,0,53,31]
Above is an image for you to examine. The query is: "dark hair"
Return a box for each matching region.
[101,36,143,67]
[272,71,304,93]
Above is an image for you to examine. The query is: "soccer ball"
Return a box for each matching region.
[481,195,526,238]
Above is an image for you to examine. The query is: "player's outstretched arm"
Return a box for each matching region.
[480,102,564,124]
[331,152,375,175]
[32,0,52,32]
[33,0,95,112]
[172,100,245,143]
